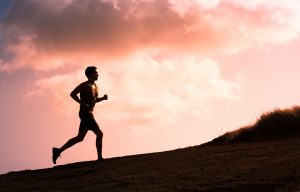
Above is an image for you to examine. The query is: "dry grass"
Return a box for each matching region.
[210,106,300,144]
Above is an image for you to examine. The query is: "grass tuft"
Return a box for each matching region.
[210,106,300,144]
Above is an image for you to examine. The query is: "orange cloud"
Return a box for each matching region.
[5,0,299,131]
[1,0,300,71]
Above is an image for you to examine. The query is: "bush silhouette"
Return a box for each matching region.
[210,106,300,144]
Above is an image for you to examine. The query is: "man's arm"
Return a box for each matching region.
[96,94,108,103]
[70,84,83,104]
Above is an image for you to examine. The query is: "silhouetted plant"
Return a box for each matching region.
[210,106,300,144]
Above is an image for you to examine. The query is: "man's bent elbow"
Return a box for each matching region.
[70,92,76,99]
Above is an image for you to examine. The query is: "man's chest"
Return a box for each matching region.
[91,84,98,96]
[83,84,98,97]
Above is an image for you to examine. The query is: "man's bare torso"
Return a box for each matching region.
[79,81,98,112]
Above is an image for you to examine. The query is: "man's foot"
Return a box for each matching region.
[52,148,61,164]
[97,157,104,162]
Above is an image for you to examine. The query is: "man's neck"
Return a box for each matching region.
[87,79,95,84]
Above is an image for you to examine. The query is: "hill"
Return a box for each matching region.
[208,106,300,145]
[1,106,300,191]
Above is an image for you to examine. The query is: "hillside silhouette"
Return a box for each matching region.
[208,106,300,145]
[1,106,300,191]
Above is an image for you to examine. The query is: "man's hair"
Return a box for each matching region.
[85,66,97,78]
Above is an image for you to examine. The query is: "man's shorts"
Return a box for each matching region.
[79,110,100,132]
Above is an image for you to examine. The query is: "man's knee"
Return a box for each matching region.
[96,129,103,138]
[78,136,85,142]
[75,134,85,142]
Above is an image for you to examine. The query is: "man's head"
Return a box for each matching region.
[85,66,98,81]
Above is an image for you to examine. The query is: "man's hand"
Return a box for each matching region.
[96,94,108,102]
[103,94,108,100]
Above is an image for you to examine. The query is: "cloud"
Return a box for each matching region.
[4,0,297,130]
[25,69,88,115]
[31,52,241,129]
[0,0,300,71]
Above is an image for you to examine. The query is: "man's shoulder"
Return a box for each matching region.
[78,81,96,90]
[78,81,89,87]
[73,81,88,91]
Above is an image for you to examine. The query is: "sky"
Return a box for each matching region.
[1,0,300,174]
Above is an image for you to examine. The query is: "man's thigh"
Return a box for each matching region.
[79,113,99,132]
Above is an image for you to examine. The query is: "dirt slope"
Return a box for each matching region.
[1,138,300,191]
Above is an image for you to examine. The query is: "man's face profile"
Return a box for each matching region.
[90,70,99,81]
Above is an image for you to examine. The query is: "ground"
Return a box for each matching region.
[1,138,300,191]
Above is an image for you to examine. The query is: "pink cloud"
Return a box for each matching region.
[0,0,299,71]
[10,0,299,134]
[31,53,241,131]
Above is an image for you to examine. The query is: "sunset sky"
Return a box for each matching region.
[1,0,300,174]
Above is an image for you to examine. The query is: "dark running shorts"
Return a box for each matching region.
[79,110,100,132]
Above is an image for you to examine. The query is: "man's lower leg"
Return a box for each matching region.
[96,136,103,160]
[60,135,85,152]
[52,148,61,164]
[53,136,83,164]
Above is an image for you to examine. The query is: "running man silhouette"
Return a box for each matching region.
[52,66,108,164]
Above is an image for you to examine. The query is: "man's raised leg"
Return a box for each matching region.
[52,130,88,164]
